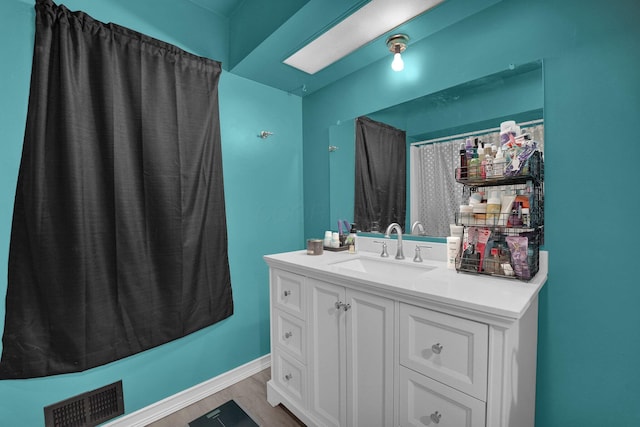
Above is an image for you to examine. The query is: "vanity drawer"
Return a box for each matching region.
[273,309,306,362]
[273,350,307,407]
[399,303,488,401]
[271,269,306,320]
[399,366,485,427]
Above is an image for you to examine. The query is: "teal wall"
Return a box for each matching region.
[304,0,639,425]
[1,0,639,425]
[0,1,303,425]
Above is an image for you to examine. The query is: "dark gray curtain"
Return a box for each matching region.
[354,116,406,232]
[0,0,233,379]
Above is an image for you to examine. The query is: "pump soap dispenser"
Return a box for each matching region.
[346,223,358,254]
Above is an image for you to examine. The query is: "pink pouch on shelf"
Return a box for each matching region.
[506,236,530,279]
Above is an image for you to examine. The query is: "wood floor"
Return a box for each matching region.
[146,368,305,427]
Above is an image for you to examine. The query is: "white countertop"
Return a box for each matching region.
[264,239,547,320]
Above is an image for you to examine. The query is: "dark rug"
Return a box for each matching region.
[188,400,259,427]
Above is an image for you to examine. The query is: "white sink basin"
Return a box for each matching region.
[329,256,436,280]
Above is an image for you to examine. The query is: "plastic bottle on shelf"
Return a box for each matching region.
[499,243,514,276]
[468,149,480,179]
[484,154,494,178]
[493,145,506,177]
[485,247,502,274]
[484,143,493,158]
[478,146,487,179]
[522,208,530,227]
[465,138,474,160]
[458,143,467,179]
[509,202,523,227]
[486,192,501,226]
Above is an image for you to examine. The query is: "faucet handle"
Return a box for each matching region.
[413,246,423,263]
[373,240,389,258]
[413,245,432,263]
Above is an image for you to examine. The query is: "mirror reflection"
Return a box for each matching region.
[329,60,543,239]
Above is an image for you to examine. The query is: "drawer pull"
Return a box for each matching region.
[284,331,292,339]
[430,411,442,423]
[283,290,291,297]
[431,343,443,354]
[284,373,292,381]
[343,303,351,311]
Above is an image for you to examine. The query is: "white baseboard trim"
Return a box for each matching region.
[105,354,271,427]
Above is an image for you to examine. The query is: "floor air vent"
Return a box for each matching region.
[44,380,124,427]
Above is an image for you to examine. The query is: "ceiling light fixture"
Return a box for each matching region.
[386,34,409,72]
[283,0,443,75]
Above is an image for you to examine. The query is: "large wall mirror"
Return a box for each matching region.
[328,60,543,239]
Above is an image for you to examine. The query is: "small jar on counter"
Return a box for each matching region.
[307,239,323,255]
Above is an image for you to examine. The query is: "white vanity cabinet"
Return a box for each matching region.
[270,269,308,409]
[265,249,547,427]
[398,303,487,426]
[308,278,394,427]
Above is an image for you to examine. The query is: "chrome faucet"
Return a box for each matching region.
[384,222,405,260]
[411,220,425,236]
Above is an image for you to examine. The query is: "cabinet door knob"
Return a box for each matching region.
[430,411,442,423]
[283,290,291,297]
[334,301,351,311]
[284,373,292,381]
[431,343,443,354]
[284,331,292,339]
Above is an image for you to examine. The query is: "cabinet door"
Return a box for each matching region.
[308,279,346,427]
[346,289,395,427]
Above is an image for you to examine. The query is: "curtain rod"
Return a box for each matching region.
[410,118,544,147]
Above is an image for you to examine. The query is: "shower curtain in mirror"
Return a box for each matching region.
[411,123,544,237]
[0,0,233,379]
[355,117,407,232]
